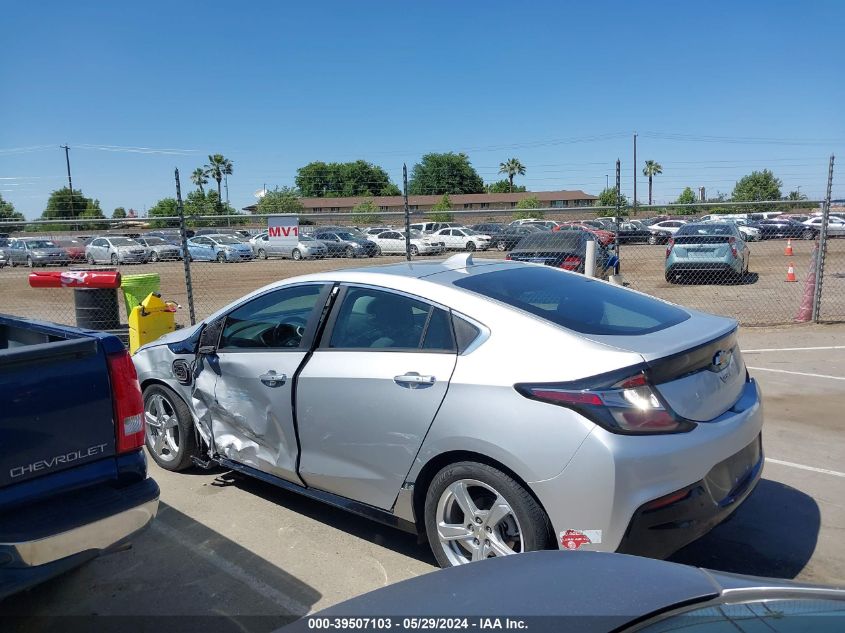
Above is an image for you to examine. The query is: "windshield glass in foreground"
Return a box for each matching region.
[453,266,690,335]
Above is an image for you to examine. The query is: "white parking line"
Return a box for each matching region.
[766,458,845,479]
[745,345,845,353]
[747,366,845,381]
[151,521,312,615]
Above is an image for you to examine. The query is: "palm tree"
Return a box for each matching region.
[498,158,526,193]
[642,160,663,205]
[191,167,208,194]
[204,154,234,207]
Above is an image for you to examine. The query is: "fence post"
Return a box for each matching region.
[175,168,197,326]
[403,164,411,261]
[812,154,835,322]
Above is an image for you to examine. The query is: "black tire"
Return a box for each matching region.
[424,461,552,569]
[496,240,507,251]
[647,234,658,245]
[292,249,302,261]
[110,253,119,266]
[143,384,198,472]
[86,253,95,265]
[150,251,159,262]
[26,257,34,268]
[345,246,355,258]
[217,251,226,263]
[410,245,419,256]
[801,229,815,241]
[465,241,476,252]
[665,270,676,284]
[258,248,268,260]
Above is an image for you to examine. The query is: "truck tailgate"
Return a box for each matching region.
[0,334,117,488]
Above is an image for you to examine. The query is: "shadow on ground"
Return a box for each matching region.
[670,478,820,578]
[0,503,321,633]
[219,471,436,567]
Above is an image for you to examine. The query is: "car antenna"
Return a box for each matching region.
[442,252,473,270]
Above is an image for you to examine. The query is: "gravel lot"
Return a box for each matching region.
[2,238,845,326]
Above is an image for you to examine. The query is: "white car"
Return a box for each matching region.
[370,230,445,256]
[703,219,761,242]
[432,227,491,251]
[803,216,845,237]
[650,220,688,234]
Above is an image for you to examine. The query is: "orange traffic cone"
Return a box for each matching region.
[786,264,797,282]
[785,239,794,256]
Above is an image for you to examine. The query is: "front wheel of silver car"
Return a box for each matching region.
[143,384,198,471]
[424,461,552,568]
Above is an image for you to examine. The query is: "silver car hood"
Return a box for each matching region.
[31,249,66,256]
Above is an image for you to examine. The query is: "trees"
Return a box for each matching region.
[204,154,233,207]
[0,194,25,232]
[409,152,485,195]
[256,187,304,214]
[486,179,526,193]
[732,170,782,210]
[351,199,382,225]
[597,187,629,210]
[191,168,209,194]
[512,195,544,220]
[498,158,526,193]
[429,194,454,222]
[42,187,95,220]
[147,198,180,228]
[786,190,807,201]
[675,187,697,205]
[642,160,663,205]
[295,160,400,198]
[112,207,126,219]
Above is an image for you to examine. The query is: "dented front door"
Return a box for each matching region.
[197,283,331,484]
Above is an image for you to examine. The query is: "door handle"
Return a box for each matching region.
[393,372,436,388]
[259,370,287,387]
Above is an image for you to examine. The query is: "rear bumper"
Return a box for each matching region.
[616,435,763,559]
[667,261,739,274]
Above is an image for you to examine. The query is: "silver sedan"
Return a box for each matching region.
[133,254,763,567]
[251,232,328,260]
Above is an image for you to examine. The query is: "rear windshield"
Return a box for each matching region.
[110,237,138,246]
[677,224,734,236]
[453,266,690,335]
[513,233,586,251]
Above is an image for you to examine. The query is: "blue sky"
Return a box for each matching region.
[3,0,844,219]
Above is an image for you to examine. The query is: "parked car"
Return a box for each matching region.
[665,222,750,284]
[555,222,616,246]
[369,229,444,256]
[803,216,845,237]
[702,218,761,242]
[311,230,380,258]
[8,238,72,267]
[186,234,254,262]
[133,254,762,568]
[146,229,194,244]
[308,225,367,238]
[616,220,656,243]
[0,237,13,263]
[0,315,159,599]
[431,227,491,251]
[194,228,251,241]
[0,249,6,269]
[135,236,182,261]
[507,230,613,274]
[85,236,149,265]
[250,232,328,260]
[486,225,543,251]
[409,221,463,234]
[508,219,558,230]
[469,222,505,235]
[647,219,688,244]
[291,551,845,630]
[54,238,88,261]
[362,226,394,238]
[756,218,817,240]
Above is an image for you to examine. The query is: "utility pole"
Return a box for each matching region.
[632,132,637,217]
[403,164,411,262]
[224,175,229,203]
[175,168,196,326]
[605,174,609,190]
[812,155,835,322]
[60,145,75,224]
[614,159,621,275]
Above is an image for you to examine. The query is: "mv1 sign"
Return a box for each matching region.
[268,215,299,248]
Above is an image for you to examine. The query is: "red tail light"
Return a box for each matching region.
[516,370,696,435]
[505,254,511,260]
[729,236,738,258]
[559,256,582,270]
[107,351,145,453]
[665,237,674,259]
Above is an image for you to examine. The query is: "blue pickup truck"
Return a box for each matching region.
[0,315,159,599]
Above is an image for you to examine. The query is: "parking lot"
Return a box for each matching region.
[3,237,845,326]
[2,323,843,628]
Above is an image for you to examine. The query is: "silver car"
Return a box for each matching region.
[251,232,328,260]
[133,254,763,567]
[136,236,182,261]
[7,238,72,267]
[86,236,149,265]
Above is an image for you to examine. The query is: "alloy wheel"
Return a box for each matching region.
[145,393,180,463]
[435,479,523,565]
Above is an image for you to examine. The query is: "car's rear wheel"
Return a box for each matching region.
[111,253,119,266]
[496,241,507,251]
[345,246,355,258]
[424,461,551,568]
[291,249,301,261]
[410,245,419,256]
[217,251,226,263]
[647,235,658,245]
[143,384,198,472]
[801,229,815,240]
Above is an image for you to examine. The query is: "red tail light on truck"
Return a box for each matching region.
[107,351,145,453]
[665,238,674,259]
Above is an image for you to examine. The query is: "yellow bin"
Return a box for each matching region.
[129,292,176,354]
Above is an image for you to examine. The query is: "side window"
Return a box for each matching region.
[219,284,327,350]
[328,287,455,352]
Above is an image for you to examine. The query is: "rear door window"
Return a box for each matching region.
[453,266,689,335]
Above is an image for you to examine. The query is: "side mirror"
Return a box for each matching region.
[198,319,224,355]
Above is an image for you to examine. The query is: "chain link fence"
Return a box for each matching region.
[1,200,844,332]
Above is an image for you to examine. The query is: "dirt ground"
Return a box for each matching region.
[1,238,844,327]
